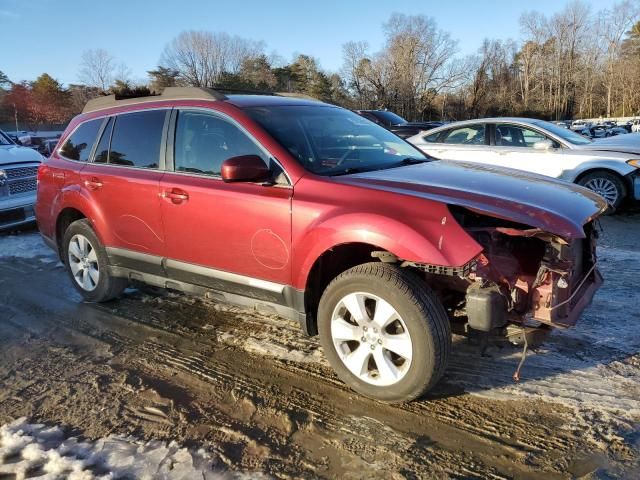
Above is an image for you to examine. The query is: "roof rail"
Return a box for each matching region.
[82,87,228,114]
[211,85,320,101]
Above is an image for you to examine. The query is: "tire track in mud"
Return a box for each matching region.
[1,253,635,477]
[122,293,575,456]
[134,340,514,479]
[0,260,511,477]
[105,291,576,458]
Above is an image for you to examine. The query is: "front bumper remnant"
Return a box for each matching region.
[531,265,603,328]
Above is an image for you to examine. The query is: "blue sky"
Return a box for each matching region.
[1,0,602,86]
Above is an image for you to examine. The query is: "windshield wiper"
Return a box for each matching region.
[386,157,430,169]
[330,167,370,176]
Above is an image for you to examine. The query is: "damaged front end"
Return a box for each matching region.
[416,206,603,349]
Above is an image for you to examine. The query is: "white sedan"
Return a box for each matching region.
[407,118,640,209]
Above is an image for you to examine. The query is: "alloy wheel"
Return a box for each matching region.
[67,234,100,292]
[331,292,413,386]
[584,177,619,205]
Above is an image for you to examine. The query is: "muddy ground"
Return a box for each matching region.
[0,213,639,479]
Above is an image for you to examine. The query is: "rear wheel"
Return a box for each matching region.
[62,219,127,302]
[578,171,626,210]
[318,262,451,403]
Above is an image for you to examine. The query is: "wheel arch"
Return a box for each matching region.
[55,207,88,260]
[574,167,629,204]
[574,167,627,185]
[301,242,394,336]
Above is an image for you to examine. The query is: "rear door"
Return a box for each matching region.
[159,108,292,302]
[36,117,103,237]
[81,109,169,273]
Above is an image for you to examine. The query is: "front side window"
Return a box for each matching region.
[59,119,102,161]
[441,125,486,145]
[496,124,547,148]
[106,110,166,168]
[244,105,427,176]
[174,110,268,176]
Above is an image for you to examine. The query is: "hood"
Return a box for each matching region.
[0,144,43,166]
[338,161,607,239]
[576,134,640,156]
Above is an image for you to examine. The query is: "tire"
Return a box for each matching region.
[62,219,127,302]
[577,171,627,211]
[317,262,451,403]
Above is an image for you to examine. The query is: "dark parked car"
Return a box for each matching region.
[355,110,443,139]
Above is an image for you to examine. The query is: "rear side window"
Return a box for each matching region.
[59,119,102,161]
[107,110,166,169]
[440,125,486,145]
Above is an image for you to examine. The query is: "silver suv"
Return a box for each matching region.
[0,129,43,230]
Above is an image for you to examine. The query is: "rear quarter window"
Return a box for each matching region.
[59,119,102,161]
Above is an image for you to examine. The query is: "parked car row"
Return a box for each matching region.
[32,87,607,402]
[5,131,62,158]
[406,117,640,209]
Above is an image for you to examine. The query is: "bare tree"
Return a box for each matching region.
[160,30,263,87]
[599,0,640,116]
[78,49,116,92]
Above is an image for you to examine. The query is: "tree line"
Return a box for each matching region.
[1,0,639,130]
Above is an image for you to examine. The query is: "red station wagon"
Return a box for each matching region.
[36,88,606,402]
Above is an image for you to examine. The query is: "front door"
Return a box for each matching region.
[159,109,292,303]
[490,123,564,177]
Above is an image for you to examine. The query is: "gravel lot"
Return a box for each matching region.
[0,212,638,479]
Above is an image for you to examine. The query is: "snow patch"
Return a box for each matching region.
[0,231,56,260]
[0,418,268,479]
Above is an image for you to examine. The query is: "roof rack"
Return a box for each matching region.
[82,86,321,114]
[82,87,228,114]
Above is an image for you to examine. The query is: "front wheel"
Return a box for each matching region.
[62,219,127,302]
[318,262,451,403]
[578,171,626,210]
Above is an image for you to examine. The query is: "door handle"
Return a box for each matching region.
[162,188,189,204]
[84,177,103,190]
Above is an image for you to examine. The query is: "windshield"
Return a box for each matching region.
[0,130,13,146]
[244,105,428,176]
[533,120,592,145]
[372,110,407,125]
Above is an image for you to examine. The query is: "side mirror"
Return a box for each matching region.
[221,155,271,183]
[533,139,554,150]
